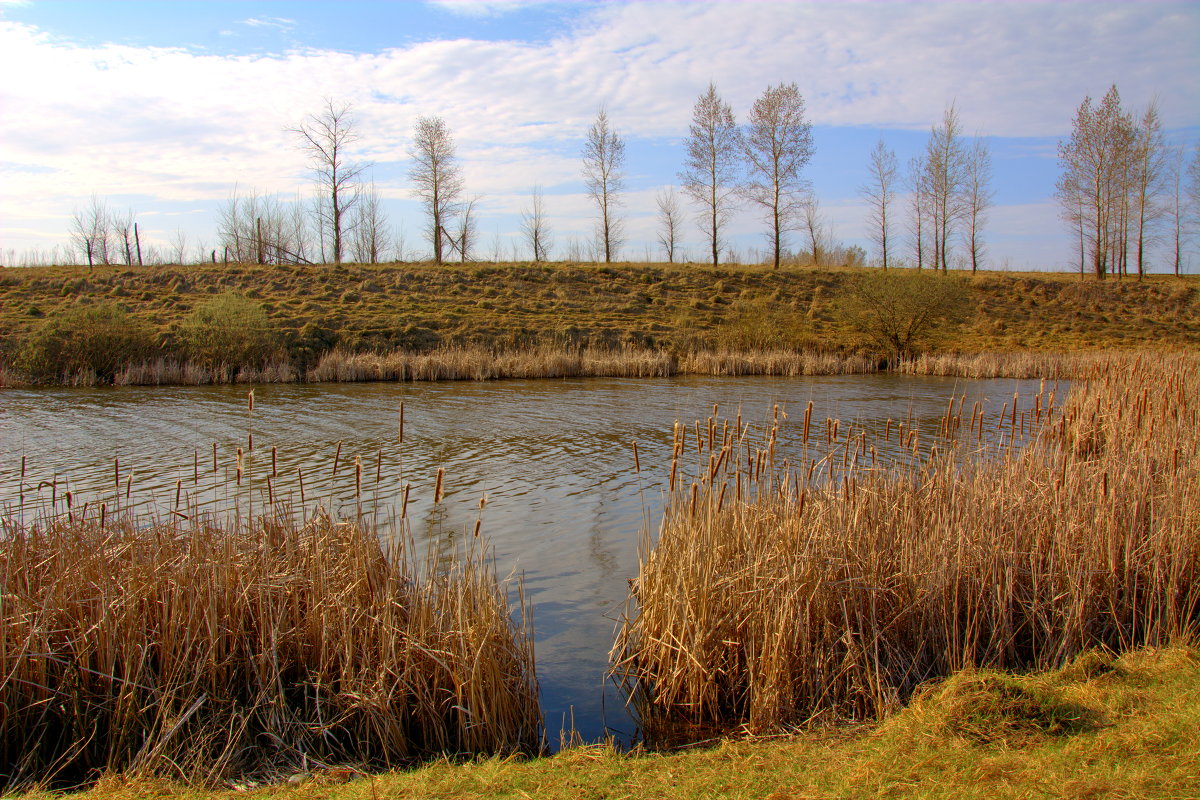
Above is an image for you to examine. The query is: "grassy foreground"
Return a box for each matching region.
[16,644,1200,799]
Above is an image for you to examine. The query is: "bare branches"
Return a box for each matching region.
[656,187,682,263]
[582,107,626,263]
[409,115,464,264]
[289,99,367,264]
[743,82,813,269]
[680,82,743,267]
[963,137,993,272]
[860,139,898,269]
[69,195,110,270]
[521,186,552,263]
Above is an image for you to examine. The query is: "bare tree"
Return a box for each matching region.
[581,106,626,263]
[906,155,931,269]
[451,195,481,263]
[349,180,391,264]
[801,195,829,266]
[1166,144,1188,277]
[860,138,898,269]
[1130,99,1167,280]
[69,194,111,270]
[290,99,367,264]
[656,187,682,263]
[963,137,993,272]
[110,209,138,266]
[743,82,813,269]
[409,115,464,264]
[170,228,189,265]
[521,186,553,263]
[1056,85,1133,279]
[680,82,743,267]
[924,103,968,271]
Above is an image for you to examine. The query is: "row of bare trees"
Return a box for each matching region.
[1056,85,1197,279]
[858,105,993,273]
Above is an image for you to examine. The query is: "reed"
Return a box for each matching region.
[0,511,542,789]
[612,352,1200,744]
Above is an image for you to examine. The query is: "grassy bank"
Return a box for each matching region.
[613,352,1199,740]
[0,512,541,789]
[0,261,1197,386]
[16,644,1200,799]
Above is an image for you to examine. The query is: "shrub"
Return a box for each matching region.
[18,303,155,382]
[179,293,275,368]
[839,269,969,360]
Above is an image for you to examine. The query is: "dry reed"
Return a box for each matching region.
[0,511,542,788]
[612,352,1200,744]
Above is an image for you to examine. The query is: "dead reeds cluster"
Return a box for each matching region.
[0,511,541,788]
[612,352,1199,744]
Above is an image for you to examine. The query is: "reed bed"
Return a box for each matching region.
[677,349,877,376]
[112,358,298,386]
[895,350,1112,380]
[612,352,1200,744]
[0,511,542,789]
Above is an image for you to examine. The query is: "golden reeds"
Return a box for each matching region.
[0,511,542,788]
[612,352,1200,744]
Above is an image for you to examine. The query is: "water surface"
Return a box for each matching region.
[0,373,1054,744]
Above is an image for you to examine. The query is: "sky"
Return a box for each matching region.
[1,0,1198,270]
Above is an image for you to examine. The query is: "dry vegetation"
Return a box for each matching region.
[0,512,542,790]
[612,352,1199,742]
[0,261,1197,386]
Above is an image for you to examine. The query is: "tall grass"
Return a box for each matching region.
[612,352,1200,744]
[0,511,542,788]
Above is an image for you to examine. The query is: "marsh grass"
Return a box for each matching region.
[612,352,1200,744]
[0,508,542,789]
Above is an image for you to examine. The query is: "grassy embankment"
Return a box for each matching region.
[0,261,1197,385]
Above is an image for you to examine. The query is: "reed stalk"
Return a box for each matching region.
[612,352,1200,745]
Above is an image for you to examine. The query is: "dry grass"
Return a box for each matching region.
[0,511,542,790]
[1,261,1197,386]
[612,352,1200,742]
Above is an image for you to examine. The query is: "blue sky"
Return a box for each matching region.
[1,1,1197,270]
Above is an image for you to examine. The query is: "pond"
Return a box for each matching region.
[0,372,1055,745]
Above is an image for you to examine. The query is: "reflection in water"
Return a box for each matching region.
[0,373,1056,744]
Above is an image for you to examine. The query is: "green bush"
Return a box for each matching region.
[839,269,969,360]
[179,293,276,368]
[18,303,155,382]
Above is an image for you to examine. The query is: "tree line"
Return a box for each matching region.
[56,85,1200,276]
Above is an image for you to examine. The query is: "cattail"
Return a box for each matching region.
[398,401,405,443]
[212,442,218,473]
[434,467,444,503]
[632,441,640,474]
[401,482,411,518]
[332,441,342,477]
[236,448,243,486]
[174,479,182,509]
[298,466,306,503]
[271,446,278,478]
[355,456,362,499]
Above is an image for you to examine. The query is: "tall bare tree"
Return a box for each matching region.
[581,107,626,263]
[860,138,898,269]
[963,136,993,272]
[290,99,366,264]
[656,187,682,263]
[743,82,813,269]
[906,155,930,269]
[1166,144,1187,277]
[1130,99,1167,280]
[680,82,743,267]
[452,195,481,263]
[409,115,464,264]
[521,186,552,263]
[1056,85,1133,280]
[924,103,968,271]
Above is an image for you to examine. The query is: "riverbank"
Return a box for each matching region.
[1,261,1196,386]
[16,643,1200,799]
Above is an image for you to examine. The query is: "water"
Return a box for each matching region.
[0,373,1055,744]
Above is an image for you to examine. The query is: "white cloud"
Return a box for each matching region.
[239,16,297,31]
[0,3,1196,264]
[425,1,543,18]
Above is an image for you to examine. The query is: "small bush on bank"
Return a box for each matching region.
[17,303,155,383]
[179,293,276,368]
